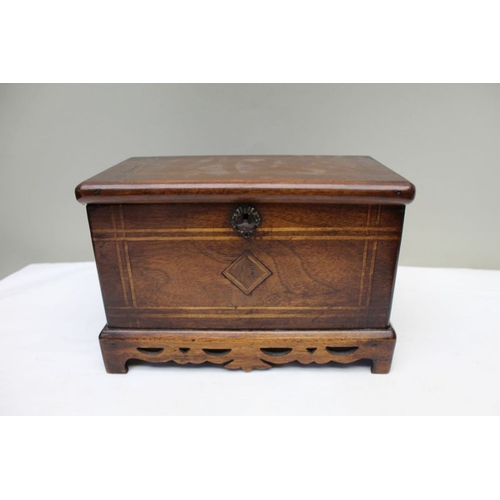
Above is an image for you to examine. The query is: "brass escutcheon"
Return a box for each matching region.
[230,204,261,238]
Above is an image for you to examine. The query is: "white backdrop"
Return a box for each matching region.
[1,83,499,279]
[1,262,499,415]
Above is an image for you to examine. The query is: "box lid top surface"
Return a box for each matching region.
[76,155,415,205]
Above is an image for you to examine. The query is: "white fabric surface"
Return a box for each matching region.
[0,262,499,415]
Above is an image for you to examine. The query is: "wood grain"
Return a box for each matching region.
[88,203,404,330]
[76,156,416,205]
[77,155,414,374]
[99,326,397,374]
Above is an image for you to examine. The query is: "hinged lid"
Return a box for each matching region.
[75,155,415,205]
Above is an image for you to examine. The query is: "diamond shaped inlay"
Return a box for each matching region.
[222,251,272,295]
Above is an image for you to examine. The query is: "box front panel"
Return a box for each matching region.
[88,203,404,329]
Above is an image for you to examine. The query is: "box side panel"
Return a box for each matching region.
[87,205,133,311]
[370,205,406,326]
[360,205,405,327]
[89,203,403,330]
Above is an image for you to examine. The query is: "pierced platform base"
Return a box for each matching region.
[99,326,396,374]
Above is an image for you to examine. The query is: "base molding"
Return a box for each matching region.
[99,326,396,374]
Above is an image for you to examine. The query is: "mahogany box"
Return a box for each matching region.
[75,156,415,374]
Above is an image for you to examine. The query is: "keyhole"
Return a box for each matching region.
[231,204,261,238]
